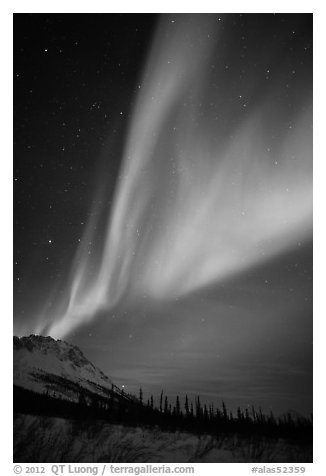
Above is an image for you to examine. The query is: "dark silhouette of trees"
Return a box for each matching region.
[13,384,312,444]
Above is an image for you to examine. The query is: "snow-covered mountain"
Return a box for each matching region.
[14,335,119,402]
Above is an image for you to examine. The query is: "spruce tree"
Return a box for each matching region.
[196,396,202,418]
[176,395,181,416]
[222,401,228,420]
[164,395,169,415]
[185,394,189,416]
[204,404,209,422]
[159,390,163,413]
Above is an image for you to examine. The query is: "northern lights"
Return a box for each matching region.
[14,13,312,415]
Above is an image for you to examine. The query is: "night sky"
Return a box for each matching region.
[14,13,312,416]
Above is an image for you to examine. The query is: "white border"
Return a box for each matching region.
[4,2,324,473]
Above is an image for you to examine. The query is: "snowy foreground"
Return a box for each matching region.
[14,413,312,463]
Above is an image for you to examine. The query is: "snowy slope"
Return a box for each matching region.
[14,413,312,463]
[13,335,116,401]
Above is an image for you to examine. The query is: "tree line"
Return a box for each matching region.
[13,384,312,443]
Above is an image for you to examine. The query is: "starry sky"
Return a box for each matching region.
[14,13,312,416]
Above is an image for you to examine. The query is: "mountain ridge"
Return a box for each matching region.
[13,334,118,402]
